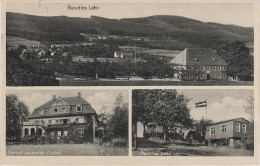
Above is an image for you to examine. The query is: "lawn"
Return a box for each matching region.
[133,138,253,156]
[6,144,128,156]
[59,80,253,86]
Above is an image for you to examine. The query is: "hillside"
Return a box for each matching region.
[6,12,253,49]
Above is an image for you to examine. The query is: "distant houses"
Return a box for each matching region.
[205,118,252,147]
[170,48,228,81]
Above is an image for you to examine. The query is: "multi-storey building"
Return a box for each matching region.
[170,48,228,80]
[22,92,99,143]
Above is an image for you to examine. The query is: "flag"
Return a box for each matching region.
[195,101,207,108]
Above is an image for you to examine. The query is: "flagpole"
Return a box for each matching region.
[206,99,207,120]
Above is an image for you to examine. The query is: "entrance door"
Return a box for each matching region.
[207,74,210,80]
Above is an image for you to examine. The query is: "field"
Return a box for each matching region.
[59,79,253,86]
[6,36,42,48]
[133,138,253,156]
[6,144,128,156]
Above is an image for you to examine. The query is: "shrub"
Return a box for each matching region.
[242,136,254,150]
[22,135,46,144]
[111,138,128,148]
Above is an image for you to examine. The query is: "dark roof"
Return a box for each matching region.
[28,95,96,119]
[170,48,228,66]
[211,117,250,125]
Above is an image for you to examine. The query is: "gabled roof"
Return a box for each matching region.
[170,48,227,66]
[210,117,250,125]
[28,95,96,119]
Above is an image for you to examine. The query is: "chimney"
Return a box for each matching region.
[78,92,81,97]
[53,95,56,100]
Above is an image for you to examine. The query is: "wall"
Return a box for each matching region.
[206,121,233,140]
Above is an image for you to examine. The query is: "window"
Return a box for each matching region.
[76,105,82,112]
[210,127,215,135]
[220,125,227,133]
[24,128,29,136]
[57,131,61,137]
[31,128,35,135]
[207,66,210,70]
[56,120,59,124]
[38,128,42,135]
[60,119,63,124]
[213,66,216,71]
[200,66,204,71]
[236,123,240,132]
[218,73,221,78]
[78,130,84,137]
[218,66,222,71]
[48,120,52,124]
[63,119,68,124]
[242,124,246,133]
[64,131,68,137]
[200,74,204,79]
[53,108,58,113]
[50,132,55,137]
[223,74,226,78]
[40,109,44,115]
[62,107,66,112]
[223,66,226,71]
[79,117,85,123]
[212,74,216,78]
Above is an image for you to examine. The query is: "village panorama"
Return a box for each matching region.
[6,12,254,86]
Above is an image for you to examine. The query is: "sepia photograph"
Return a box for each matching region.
[6,89,129,156]
[132,89,254,156]
[6,2,254,86]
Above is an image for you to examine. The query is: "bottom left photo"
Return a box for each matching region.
[5,89,129,156]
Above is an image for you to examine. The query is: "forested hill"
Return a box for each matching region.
[6,12,253,49]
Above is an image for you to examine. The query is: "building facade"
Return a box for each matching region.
[170,48,228,81]
[22,92,99,143]
[205,118,252,147]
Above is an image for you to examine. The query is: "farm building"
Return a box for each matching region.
[170,48,228,81]
[205,117,253,147]
[22,92,99,143]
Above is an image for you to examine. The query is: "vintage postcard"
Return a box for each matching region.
[1,0,259,165]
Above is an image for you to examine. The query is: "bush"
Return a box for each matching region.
[111,138,128,148]
[242,136,254,150]
[22,135,46,144]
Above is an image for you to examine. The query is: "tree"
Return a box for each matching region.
[104,93,128,140]
[194,117,213,141]
[217,41,253,81]
[6,94,29,141]
[133,89,193,142]
[244,95,254,122]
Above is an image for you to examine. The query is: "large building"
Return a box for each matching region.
[22,92,99,143]
[205,118,252,147]
[170,48,228,81]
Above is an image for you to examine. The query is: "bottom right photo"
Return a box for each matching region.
[132,89,254,156]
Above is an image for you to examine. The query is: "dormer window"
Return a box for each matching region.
[76,105,82,112]
[40,109,44,115]
[56,100,62,106]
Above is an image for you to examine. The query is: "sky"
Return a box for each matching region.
[6,89,129,115]
[6,2,254,27]
[178,89,253,122]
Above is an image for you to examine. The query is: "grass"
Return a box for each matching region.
[59,80,253,86]
[133,138,253,156]
[6,143,128,156]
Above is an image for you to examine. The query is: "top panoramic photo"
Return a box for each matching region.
[6,2,254,86]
